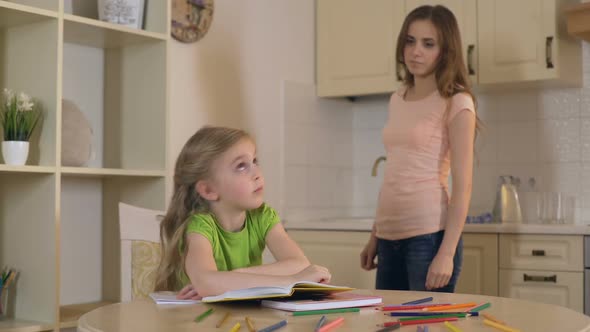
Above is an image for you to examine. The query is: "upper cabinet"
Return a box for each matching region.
[316,0,582,98]
[316,0,405,97]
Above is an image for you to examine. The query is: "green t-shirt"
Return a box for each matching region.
[179,203,280,286]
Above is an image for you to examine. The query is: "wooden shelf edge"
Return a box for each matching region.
[565,2,590,42]
[60,167,166,177]
[59,301,115,329]
[0,165,56,174]
[63,13,167,41]
[0,318,54,332]
[0,0,57,18]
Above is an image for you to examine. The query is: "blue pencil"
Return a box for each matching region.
[386,311,479,317]
[258,319,287,332]
[314,315,326,332]
[402,297,433,305]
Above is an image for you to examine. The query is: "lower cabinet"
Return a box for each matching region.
[456,233,499,296]
[287,230,376,289]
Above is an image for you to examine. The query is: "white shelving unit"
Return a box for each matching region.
[0,1,169,331]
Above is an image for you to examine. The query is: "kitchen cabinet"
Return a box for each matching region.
[455,233,499,296]
[287,230,377,289]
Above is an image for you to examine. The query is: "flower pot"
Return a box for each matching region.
[2,141,29,166]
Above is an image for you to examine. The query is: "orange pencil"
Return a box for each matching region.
[482,313,506,325]
[216,312,231,328]
[423,302,477,312]
[318,317,344,332]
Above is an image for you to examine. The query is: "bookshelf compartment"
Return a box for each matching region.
[0,0,58,13]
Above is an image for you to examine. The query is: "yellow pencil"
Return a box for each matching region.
[444,321,463,332]
[216,312,231,328]
[228,322,241,332]
[482,313,506,325]
[245,316,256,332]
[483,319,522,332]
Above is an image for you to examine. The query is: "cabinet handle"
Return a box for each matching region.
[523,273,557,283]
[532,249,545,256]
[467,44,475,75]
[545,36,554,69]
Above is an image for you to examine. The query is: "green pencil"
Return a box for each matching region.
[194,308,214,322]
[399,313,469,321]
[470,302,491,312]
[292,307,360,316]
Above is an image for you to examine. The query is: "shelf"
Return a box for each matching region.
[0,319,53,332]
[565,2,590,42]
[59,301,114,329]
[63,13,167,48]
[0,165,55,174]
[60,167,166,178]
[0,1,57,29]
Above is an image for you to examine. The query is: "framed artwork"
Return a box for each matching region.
[171,0,214,43]
[98,0,146,29]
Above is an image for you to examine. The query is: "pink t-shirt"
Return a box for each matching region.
[375,87,475,241]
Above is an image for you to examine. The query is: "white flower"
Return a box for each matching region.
[16,92,34,112]
[3,88,14,108]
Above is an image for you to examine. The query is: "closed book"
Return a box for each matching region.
[201,281,353,303]
[260,292,382,311]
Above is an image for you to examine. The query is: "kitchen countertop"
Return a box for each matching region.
[284,217,590,235]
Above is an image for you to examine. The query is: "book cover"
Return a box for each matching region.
[201,281,354,303]
[260,292,383,311]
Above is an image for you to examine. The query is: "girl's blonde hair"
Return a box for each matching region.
[154,126,251,291]
[396,5,481,138]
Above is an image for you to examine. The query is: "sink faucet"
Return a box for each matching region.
[371,156,386,177]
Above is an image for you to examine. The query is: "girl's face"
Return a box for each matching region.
[403,19,441,79]
[208,138,265,211]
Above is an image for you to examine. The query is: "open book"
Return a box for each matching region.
[201,281,353,303]
[149,291,201,305]
[261,292,383,311]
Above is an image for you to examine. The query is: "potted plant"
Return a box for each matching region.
[0,89,42,166]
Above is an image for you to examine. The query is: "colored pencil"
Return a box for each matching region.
[444,321,463,332]
[386,311,479,317]
[423,302,477,311]
[402,297,433,305]
[314,315,327,332]
[469,302,491,312]
[216,312,231,328]
[375,321,401,332]
[258,319,287,332]
[483,319,522,332]
[245,316,256,332]
[318,317,344,332]
[194,308,214,322]
[400,317,459,326]
[423,327,429,332]
[292,307,360,316]
[381,303,451,311]
[398,313,471,321]
[482,313,505,324]
[228,322,240,332]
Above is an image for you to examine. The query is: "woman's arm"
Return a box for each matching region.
[233,223,311,275]
[185,232,330,297]
[426,109,475,290]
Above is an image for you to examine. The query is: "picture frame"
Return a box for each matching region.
[98,0,146,29]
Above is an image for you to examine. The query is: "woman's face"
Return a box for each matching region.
[403,19,441,79]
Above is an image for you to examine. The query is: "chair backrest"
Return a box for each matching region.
[118,202,164,302]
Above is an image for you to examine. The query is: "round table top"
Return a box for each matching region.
[78,289,590,332]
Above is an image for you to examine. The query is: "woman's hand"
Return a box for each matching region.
[292,265,332,284]
[360,236,378,271]
[176,284,202,300]
[425,254,453,290]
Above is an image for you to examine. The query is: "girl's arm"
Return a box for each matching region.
[185,232,330,297]
[233,223,310,275]
[426,109,475,290]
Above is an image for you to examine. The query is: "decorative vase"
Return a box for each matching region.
[2,141,29,166]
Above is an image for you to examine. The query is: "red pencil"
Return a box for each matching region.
[381,303,451,311]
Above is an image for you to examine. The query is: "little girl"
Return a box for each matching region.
[154,126,331,298]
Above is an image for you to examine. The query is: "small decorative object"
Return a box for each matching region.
[61,99,94,167]
[0,267,18,320]
[98,0,145,29]
[171,0,214,43]
[0,89,42,166]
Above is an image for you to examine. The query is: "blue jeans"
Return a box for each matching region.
[375,230,463,292]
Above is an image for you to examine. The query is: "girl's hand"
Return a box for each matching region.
[425,254,453,290]
[360,237,378,271]
[292,265,332,284]
[176,284,202,300]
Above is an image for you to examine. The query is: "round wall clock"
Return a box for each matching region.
[171,0,214,43]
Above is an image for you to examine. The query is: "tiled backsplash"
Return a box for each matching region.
[282,43,590,223]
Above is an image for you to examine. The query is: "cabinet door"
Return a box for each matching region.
[455,233,498,296]
[316,0,405,97]
[478,0,556,83]
[499,269,584,312]
[288,230,376,289]
[404,0,477,83]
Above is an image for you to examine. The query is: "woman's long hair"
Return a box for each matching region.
[396,5,481,138]
[154,126,251,291]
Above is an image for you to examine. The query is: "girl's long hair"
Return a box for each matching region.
[396,5,481,138]
[154,126,251,291]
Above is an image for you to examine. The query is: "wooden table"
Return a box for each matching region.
[78,289,590,331]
